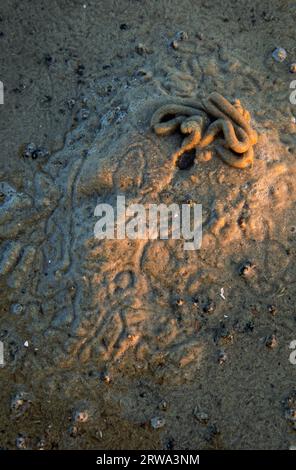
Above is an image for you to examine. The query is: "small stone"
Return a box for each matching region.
[272,47,287,62]
[69,425,78,437]
[265,334,277,349]
[11,397,24,412]
[150,417,166,429]
[218,351,227,364]
[78,108,90,120]
[171,40,179,50]
[22,143,36,158]
[135,43,150,55]
[136,69,152,80]
[200,150,212,162]
[73,410,89,423]
[190,175,198,184]
[285,409,296,423]
[203,299,215,314]
[16,435,27,449]
[67,98,76,109]
[239,261,256,277]
[193,407,209,423]
[268,304,277,316]
[11,303,23,315]
[171,31,188,49]
[192,296,199,307]
[176,298,184,307]
[286,392,296,411]
[36,438,46,450]
[175,31,188,41]
[32,147,49,159]
[290,63,296,73]
[101,370,111,383]
[11,391,32,416]
[159,400,168,411]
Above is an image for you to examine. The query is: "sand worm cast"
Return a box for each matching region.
[151,92,258,169]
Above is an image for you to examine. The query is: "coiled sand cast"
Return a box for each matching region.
[151,92,258,169]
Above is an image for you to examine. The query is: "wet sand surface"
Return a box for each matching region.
[0,0,296,449]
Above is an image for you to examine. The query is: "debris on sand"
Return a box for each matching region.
[21,143,49,160]
[77,108,90,120]
[268,305,277,316]
[218,351,227,365]
[150,417,166,429]
[10,303,23,315]
[284,391,296,431]
[174,31,189,41]
[135,43,152,55]
[265,334,277,349]
[170,31,188,49]
[16,435,28,449]
[272,47,287,62]
[22,142,36,158]
[73,410,89,423]
[203,299,216,314]
[239,261,256,278]
[101,370,111,384]
[193,406,209,424]
[11,391,32,417]
[158,400,168,411]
